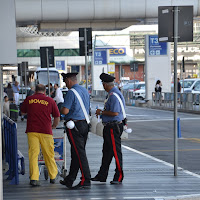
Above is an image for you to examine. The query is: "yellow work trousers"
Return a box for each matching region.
[27,132,58,180]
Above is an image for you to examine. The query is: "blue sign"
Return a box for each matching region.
[56,60,65,70]
[149,35,167,56]
[94,50,107,65]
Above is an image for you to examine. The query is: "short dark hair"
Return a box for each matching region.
[54,83,58,87]
[68,76,77,81]
[36,84,46,92]
[7,83,11,88]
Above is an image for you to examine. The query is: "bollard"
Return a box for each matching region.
[177,117,181,138]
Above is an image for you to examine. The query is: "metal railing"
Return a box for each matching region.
[92,90,136,106]
[92,90,200,112]
[3,115,25,185]
[152,92,200,112]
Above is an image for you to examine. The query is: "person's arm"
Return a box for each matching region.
[95,108,118,117]
[52,117,60,129]
[61,107,69,115]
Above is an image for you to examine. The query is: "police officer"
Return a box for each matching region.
[60,73,91,189]
[91,73,125,184]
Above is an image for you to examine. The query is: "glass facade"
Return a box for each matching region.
[17,49,79,57]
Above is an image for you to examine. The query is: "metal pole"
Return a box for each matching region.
[21,63,23,101]
[145,35,148,100]
[46,48,50,97]
[134,64,135,90]
[91,35,96,96]
[0,66,3,200]
[119,64,122,81]
[84,28,88,91]
[173,6,179,176]
[24,63,27,97]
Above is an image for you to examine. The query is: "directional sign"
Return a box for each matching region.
[56,60,65,70]
[149,35,167,56]
[94,50,107,65]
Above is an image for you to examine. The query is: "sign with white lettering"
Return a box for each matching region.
[56,60,65,70]
[149,35,167,56]
[94,50,107,65]
[96,48,126,56]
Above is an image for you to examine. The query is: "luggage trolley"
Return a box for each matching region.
[38,127,67,180]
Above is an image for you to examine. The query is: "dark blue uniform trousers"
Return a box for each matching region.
[65,120,91,185]
[97,123,124,182]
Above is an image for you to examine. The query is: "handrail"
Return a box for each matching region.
[92,90,200,112]
[152,92,200,112]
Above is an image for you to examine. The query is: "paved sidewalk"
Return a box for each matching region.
[3,120,200,200]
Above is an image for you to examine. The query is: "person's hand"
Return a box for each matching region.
[95,109,102,117]
[52,125,56,129]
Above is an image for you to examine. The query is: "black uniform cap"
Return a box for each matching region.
[61,73,78,81]
[100,73,115,83]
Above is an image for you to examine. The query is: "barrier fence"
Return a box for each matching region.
[92,90,135,106]
[92,90,200,112]
[3,115,25,185]
[152,92,200,112]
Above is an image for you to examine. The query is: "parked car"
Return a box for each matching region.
[180,78,200,93]
[119,77,130,87]
[128,79,140,84]
[130,82,146,99]
[122,82,139,91]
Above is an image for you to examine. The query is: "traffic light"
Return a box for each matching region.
[40,46,55,68]
[130,62,138,72]
[79,28,92,56]
[182,56,185,72]
[18,63,22,76]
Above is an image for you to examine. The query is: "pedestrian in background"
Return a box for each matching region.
[155,80,162,105]
[21,84,60,187]
[177,78,182,103]
[53,83,64,113]
[12,81,20,105]
[60,72,91,189]
[27,86,35,97]
[5,83,14,101]
[91,73,124,185]
[177,78,182,93]
[46,83,55,98]
[3,96,10,117]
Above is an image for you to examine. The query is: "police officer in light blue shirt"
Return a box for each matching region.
[91,73,125,185]
[60,72,91,190]
[101,84,125,124]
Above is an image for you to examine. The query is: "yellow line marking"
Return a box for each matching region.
[184,138,200,144]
